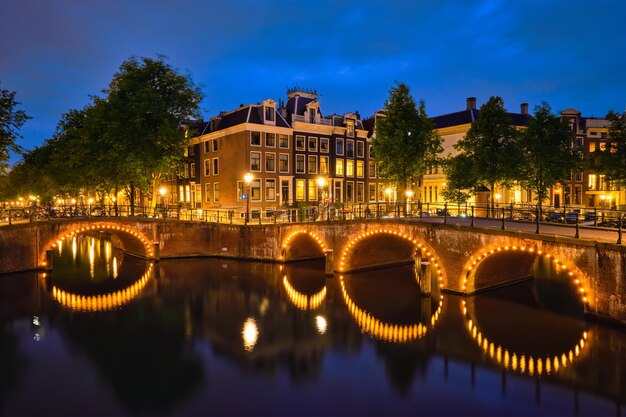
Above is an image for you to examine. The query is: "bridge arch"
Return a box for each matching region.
[337,228,446,289]
[340,275,444,343]
[40,222,154,268]
[462,244,592,310]
[280,229,327,262]
[462,299,589,376]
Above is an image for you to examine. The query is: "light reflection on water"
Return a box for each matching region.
[0,238,624,416]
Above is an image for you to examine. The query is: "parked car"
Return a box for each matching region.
[584,212,597,222]
[565,212,580,224]
[545,212,565,223]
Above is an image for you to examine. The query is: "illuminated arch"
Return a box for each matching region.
[340,275,444,343]
[462,245,592,309]
[282,274,327,310]
[338,228,446,289]
[41,223,154,268]
[280,229,327,261]
[50,263,153,312]
[462,299,589,376]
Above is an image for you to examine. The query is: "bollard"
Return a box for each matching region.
[471,206,475,227]
[325,249,334,276]
[575,215,580,239]
[501,207,506,230]
[419,260,432,296]
[535,206,540,234]
[444,203,448,225]
[153,242,160,262]
[618,215,623,245]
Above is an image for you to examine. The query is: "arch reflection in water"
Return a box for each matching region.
[283,276,327,310]
[281,261,328,311]
[462,297,589,377]
[340,271,443,343]
[49,233,153,312]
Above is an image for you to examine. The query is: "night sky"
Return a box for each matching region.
[2,0,626,162]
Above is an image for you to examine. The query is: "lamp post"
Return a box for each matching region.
[159,187,167,218]
[405,189,414,217]
[494,193,501,218]
[87,198,94,218]
[244,173,253,224]
[317,177,326,220]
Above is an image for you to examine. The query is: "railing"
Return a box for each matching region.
[291,114,333,126]
[1,201,625,243]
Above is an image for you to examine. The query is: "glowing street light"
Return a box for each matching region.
[244,173,253,224]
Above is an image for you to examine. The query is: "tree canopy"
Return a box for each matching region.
[517,102,577,206]
[0,84,30,171]
[372,83,441,194]
[595,110,626,186]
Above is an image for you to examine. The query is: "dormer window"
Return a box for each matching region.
[346,120,355,137]
[309,108,316,123]
[265,106,275,122]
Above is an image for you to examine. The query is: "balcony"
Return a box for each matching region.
[292,114,333,126]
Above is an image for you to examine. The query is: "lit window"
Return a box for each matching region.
[296,179,305,201]
[265,179,276,201]
[320,156,329,175]
[335,158,344,176]
[346,160,354,177]
[347,120,355,137]
[356,160,364,178]
[213,183,219,202]
[588,174,596,190]
[204,183,212,202]
[251,179,261,201]
[308,180,317,200]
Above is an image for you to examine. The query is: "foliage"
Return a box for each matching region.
[441,154,475,204]
[372,83,442,193]
[594,111,626,186]
[0,84,31,171]
[517,102,577,205]
[453,96,520,205]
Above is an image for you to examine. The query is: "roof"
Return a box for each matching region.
[432,109,530,129]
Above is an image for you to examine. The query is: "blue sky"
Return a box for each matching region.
[2,0,625,160]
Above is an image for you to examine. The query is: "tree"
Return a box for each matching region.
[454,96,520,215]
[372,83,442,197]
[96,56,202,208]
[517,102,576,213]
[441,154,475,207]
[0,84,31,171]
[595,111,626,187]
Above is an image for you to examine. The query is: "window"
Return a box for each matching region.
[308,137,317,152]
[574,185,582,205]
[320,138,329,153]
[190,163,196,178]
[279,134,289,148]
[204,183,212,202]
[589,142,596,152]
[308,108,316,123]
[237,181,244,202]
[251,179,261,201]
[346,121,355,137]
[356,182,364,202]
[265,133,275,147]
[369,183,377,201]
[575,171,583,182]
[599,142,607,151]
[212,139,218,152]
[279,154,289,173]
[296,179,305,201]
[335,158,344,176]
[204,141,210,154]
[203,159,210,176]
[336,138,344,155]
[588,174,596,190]
[320,156,329,175]
[308,180,317,201]
[356,160,364,178]
[265,107,275,122]
[564,185,571,205]
[378,184,385,201]
[576,137,584,147]
[308,155,317,174]
[296,154,305,173]
[212,158,218,175]
[368,161,376,178]
[265,153,276,172]
[601,132,608,139]
[213,183,219,202]
[346,140,354,157]
[251,132,261,146]
[599,174,607,191]
[296,135,305,151]
[265,179,276,201]
[368,144,373,158]
[184,164,189,178]
[356,141,365,157]
[250,152,261,171]
[346,182,354,202]
[188,146,195,156]
[346,160,354,177]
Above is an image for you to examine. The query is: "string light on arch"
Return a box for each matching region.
[280,229,327,261]
[463,245,589,306]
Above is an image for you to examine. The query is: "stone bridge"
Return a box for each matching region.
[1,218,625,323]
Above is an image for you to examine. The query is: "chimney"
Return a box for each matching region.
[521,103,529,115]
[466,97,477,110]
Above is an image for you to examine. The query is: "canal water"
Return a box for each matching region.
[1,233,625,416]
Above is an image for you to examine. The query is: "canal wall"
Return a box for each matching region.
[0,219,625,324]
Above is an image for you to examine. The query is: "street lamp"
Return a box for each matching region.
[244,173,253,224]
[159,187,167,218]
[405,189,414,216]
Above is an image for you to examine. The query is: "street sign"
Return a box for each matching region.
[241,193,247,200]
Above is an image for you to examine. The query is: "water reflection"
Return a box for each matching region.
[1,248,626,415]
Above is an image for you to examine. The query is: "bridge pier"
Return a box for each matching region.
[44,249,54,271]
[153,242,160,262]
[325,249,334,276]
[415,254,431,296]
